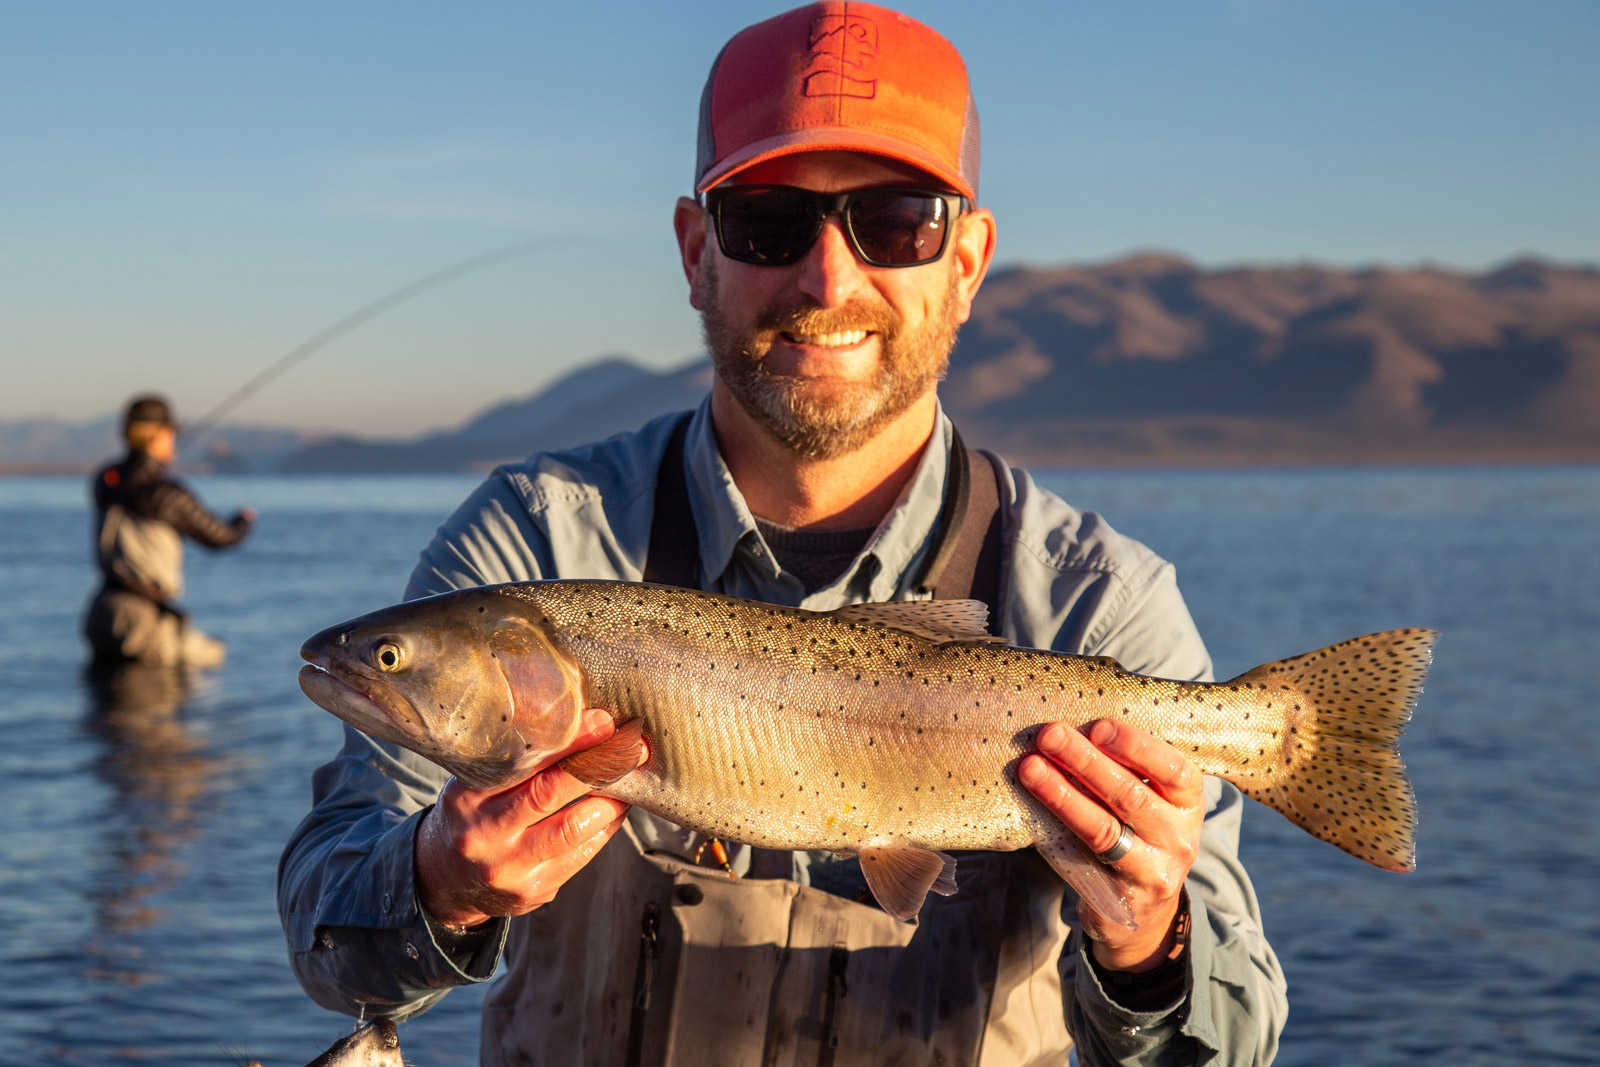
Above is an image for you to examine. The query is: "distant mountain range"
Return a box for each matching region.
[940,254,1600,466]
[0,415,320,475]
[8,255,1598,474]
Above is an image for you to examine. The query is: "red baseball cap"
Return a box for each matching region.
[695,2,980,200]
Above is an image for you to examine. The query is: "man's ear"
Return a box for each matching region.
[674,196,711,310]
[948,207,997,326]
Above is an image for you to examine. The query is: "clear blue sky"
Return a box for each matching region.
[4,1,1595,435]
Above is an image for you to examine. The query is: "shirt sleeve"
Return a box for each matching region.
[277,472,546,1018]
[276,727,509,1018]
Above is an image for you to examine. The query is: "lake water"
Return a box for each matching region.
[1,466,1595,1066]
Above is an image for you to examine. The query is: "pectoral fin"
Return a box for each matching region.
[1035,829,1137,929]
[559,718,646,787]
[858,844,958,922]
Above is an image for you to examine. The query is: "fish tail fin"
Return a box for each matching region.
[1226,627,1438,873]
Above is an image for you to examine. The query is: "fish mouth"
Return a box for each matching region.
[297,654,423,739]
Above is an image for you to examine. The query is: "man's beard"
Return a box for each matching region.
[699,256,961,461]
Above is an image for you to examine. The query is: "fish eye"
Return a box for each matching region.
[373,641,405,672]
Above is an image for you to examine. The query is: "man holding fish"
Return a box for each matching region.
[281,4,1293,1063]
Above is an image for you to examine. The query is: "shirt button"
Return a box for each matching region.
[320,930,336,950]
[382,893,392,912]
[404,943,421,960]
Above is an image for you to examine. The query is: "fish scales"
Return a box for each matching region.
[299,579,1435,922]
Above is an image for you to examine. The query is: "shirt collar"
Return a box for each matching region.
[682,397,954,607]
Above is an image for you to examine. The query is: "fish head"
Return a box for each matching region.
[304,1018,402,1067]
[298,587,585,790]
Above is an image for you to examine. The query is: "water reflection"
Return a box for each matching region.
[82,663,225,983]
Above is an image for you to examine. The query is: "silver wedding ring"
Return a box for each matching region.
[1095,820,1136,865]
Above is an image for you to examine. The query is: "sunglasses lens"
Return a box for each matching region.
[847,190,951,266]
[715,188,819,266]
[711,186,958,267]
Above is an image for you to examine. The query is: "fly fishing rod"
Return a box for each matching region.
[179,237,563,448]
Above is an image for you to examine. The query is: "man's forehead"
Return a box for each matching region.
[727,150,949,191]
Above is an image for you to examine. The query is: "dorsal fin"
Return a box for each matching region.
[830,599,999,644]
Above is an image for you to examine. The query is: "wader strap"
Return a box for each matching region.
[909,426,1005,634]
[645,414,1005,635]
[643,414,699,588]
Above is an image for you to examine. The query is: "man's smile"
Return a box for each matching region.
[780,328,870,348]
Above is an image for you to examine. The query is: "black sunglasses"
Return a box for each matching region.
[703,185,967,268]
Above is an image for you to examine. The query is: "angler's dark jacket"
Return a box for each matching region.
[90,450,251,604]
[279,403,1288,1066]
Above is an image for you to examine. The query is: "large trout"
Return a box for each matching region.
[298,580,1433,923]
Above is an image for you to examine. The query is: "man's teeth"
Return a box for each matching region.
[784,329,869,347]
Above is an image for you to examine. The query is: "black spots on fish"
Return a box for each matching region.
[477,605,487,614]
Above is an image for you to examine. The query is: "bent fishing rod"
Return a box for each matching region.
[179,237,563,449]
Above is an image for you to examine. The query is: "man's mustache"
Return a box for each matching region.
[754,300,900,339]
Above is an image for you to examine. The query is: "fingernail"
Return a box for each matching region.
[1090,719,1116,746]
[1037,723,1067,756]
[582,708,613,734]
[1018,755,1047,788]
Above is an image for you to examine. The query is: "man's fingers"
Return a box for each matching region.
[1019,751,1129,853]
[1040,720,1201,810]
[1034,722,1155,827]
[1088,719,1202,800]
[546,797,630,856]
[510,800,630,909]
[444,707,621,824]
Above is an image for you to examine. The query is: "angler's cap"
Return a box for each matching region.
[695,2,980,200]
[123,395,175,432]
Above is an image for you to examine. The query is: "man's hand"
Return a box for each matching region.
[1019,719,1205,972]
[415,708,635,929]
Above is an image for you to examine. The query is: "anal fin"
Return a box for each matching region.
[559,718,645,787]
[1035,828,1137,929]
[858,844,958,922]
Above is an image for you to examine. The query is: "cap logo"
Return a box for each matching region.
[803,13,878,99]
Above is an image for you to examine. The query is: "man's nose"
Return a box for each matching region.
[793,215,868,307]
